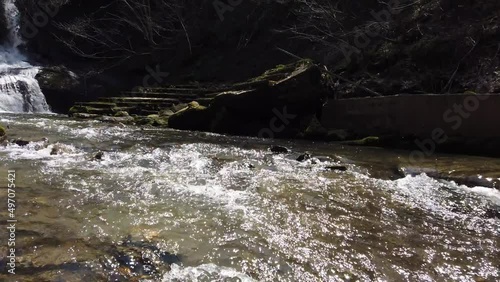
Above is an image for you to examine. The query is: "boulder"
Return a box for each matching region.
[168,60,329,138]
[168,101,213,131]
[36,66,82,113]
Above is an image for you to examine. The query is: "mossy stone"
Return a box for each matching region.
[0,125,6,142]
[343,136,380,146]
[114,111,129,117]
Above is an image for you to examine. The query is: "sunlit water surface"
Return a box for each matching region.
[0,113,499,281]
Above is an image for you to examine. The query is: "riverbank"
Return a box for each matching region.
[62,60,500,159]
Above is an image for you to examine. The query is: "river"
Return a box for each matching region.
[0,113,498,281]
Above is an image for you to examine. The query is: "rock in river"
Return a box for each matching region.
[94,151,105,160]
[297,152,312,162]
[270,145,290,154]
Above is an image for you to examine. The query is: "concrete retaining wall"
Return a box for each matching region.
[321,94,500,138]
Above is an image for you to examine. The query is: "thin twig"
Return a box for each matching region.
[442,39,479,93]
[275,47,382,97]
[178,15,192,55]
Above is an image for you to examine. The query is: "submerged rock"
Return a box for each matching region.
[10,235,180,281]
[325,165,348,172]
[50,143,74,155]
[484,208,500,219]
[102,238,180,280]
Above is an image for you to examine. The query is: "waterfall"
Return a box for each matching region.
[0,0,50,113]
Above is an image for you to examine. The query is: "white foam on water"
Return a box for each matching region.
[0,140,83,161]
[162,263,255,282]
[466,186,500,205]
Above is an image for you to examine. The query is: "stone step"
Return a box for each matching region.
[138,87,218,95]
[137,109,161,115]
[99,97,181,103]
[75,102,117,109]
[115,103,175,111]
[71,106,133,115]
[70,85,220,118]
[119,92,203,102]
[165,84,209,89]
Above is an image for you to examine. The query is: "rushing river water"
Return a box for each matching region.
[0,113,499,281]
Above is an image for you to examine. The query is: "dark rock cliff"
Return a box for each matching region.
[14,0,500,97]
[0,2,8,44]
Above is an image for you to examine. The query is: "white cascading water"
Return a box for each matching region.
[0,0,50,112]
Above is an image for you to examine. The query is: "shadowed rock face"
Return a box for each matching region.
[168,60,329,138]
[0,2,7,44]
[35,66,82,113]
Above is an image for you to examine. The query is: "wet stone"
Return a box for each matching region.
[12,139,30,146]
[270,145,290,154]
[94,151,105,160]
[296,152,311,162]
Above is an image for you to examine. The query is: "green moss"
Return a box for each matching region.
[302,116,328,139]
[114,111,129,117]
[69,105,90,115]
[0,125,6,137]
[343,136,380,146]
[148,114,168,126]
[251,59,316,82]
[135,115,169,127]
